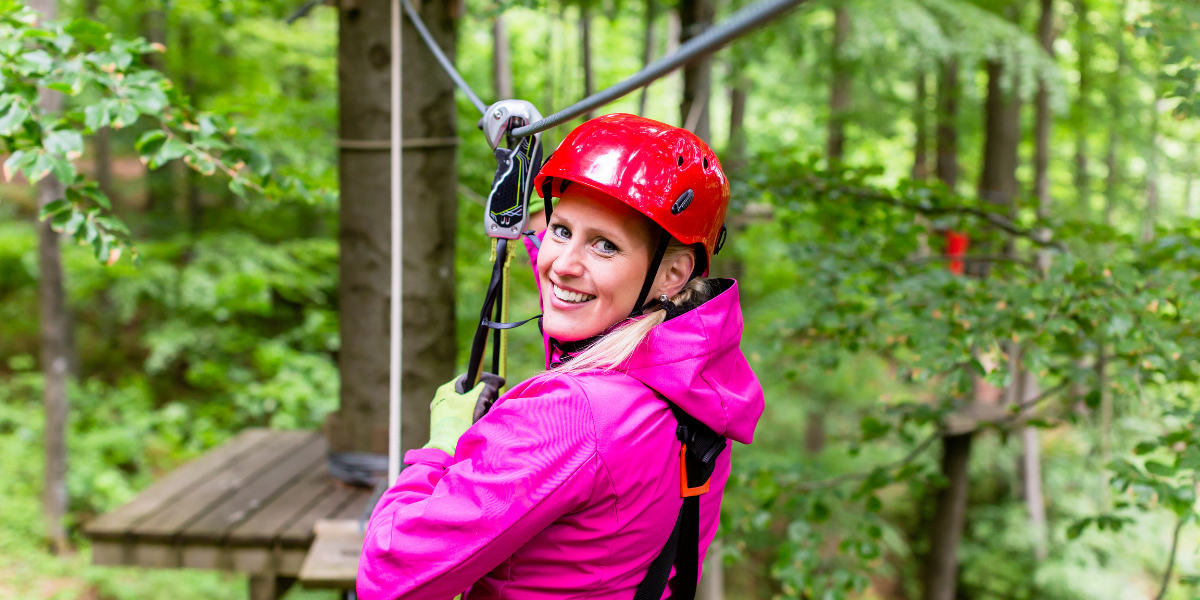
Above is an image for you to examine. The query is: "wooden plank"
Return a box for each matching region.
[297,520,363,589]
[333,488,373,521]
[91,541,129,567]
[131,431,316,543]
[181,435,328,545]
[277,482,361,547]
[227,453,338,547]
[85,429,274,538]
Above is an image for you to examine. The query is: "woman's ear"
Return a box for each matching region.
[658,250,696,299]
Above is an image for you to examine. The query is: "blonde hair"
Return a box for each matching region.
[551,239,717,374]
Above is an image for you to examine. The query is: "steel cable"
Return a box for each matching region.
[511,0,810,137]
[401,0,807,132]
[400,0,488,115]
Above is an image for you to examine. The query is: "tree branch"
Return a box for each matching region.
[793,432,939,492]
[1154,509,1189,600]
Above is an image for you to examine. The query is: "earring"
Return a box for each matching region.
[659,294,669,303]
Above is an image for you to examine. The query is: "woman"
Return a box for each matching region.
[358,114,764,600]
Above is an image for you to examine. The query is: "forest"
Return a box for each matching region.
[1,0,1199,598]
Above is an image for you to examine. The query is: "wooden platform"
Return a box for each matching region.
[84,429,374,588]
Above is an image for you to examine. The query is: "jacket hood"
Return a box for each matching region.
[597,279,764,444]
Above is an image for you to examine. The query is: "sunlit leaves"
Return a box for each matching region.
[0,8,326,265]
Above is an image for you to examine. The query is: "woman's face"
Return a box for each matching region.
[537,187,655,342]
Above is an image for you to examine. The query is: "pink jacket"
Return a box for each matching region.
[358,242,764,600]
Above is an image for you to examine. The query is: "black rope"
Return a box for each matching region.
[327,451,389,487]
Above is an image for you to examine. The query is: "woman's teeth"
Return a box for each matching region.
[553,284,596,304]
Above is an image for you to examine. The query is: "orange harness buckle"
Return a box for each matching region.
[680,443,710,497]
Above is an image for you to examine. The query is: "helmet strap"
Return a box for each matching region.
[540,178,554,228]
[631,227,672,318]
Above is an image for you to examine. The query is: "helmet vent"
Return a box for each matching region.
[671,189,694,215]
[703,157,709,170]
[677,155,684,167]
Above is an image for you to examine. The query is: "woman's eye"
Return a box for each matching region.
[594,239,619,254]
[551,224,571,239]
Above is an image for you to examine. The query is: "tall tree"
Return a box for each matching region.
[913,68,929,180]
[925,46,1024,600]
[327,0,455,467]
[1022,0,1057,560]
[638,0,657,116]
[141,0,173,219]
[1073,0,1092,208]
[936,59,959,190]
[727,42,749,169]
[581,0,594,120]
[493,14,514,100]
[679,0,714,141]
[1143,93,1161,243]
[827,3,850,162]
[28,0,72,556]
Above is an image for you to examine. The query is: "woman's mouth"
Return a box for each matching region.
[552,283,596,304]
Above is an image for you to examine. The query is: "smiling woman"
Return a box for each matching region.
[357,114,764,600]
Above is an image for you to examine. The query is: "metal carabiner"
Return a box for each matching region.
[478,100,543,150]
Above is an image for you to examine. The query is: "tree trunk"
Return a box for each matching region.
[727,44,748,170]
[1103,11,1125,227]
[1073,0,1091,208]
[1143,95,1161,243]
[1022,0,1054,560]
[493,14,513,100]
[328,0,456,457]
[181,20,203,234]
[978,60,1022,214]
[637,0,657,116]
[581,0,594,120]
[696,538,725,600]
[913,68,929,180]
[826,4,850,163]
[936,59,959,190]
[923,433,972,600]
[29,0,72,556]
[1034,0,1054,216]
[1184,142,1197,218]
[142,0,173,218]
[87,0,114,203]
[679,0,714,141]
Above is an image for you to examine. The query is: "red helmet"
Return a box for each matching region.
[535,113,729,276]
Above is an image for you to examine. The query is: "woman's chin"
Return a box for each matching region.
[543,311,604,342]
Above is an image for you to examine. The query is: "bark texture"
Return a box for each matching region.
[329,0,456,457]
[29,0,72,556]
[726,44,748,170]
[826,4,850,162]
[679,0,714,141]
[923,433,973,600]
[493,15,513,100]
[913,68,929,180]
[1073,0,1092,207]
[936,59,959,189]
[581,0,594,120]
[638,0,657,116]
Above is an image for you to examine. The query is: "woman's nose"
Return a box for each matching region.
[552,243,585,278]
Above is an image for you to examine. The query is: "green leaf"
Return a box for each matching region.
[1066,518,1092,539]
[859,416,890,442]
[1134,441,1160,455]
[154,137,188,165]
[43,129,83,159]
[0,102,29,135]
[135,130,166,154]
[84,102,112,131]
[63,18,110,49]
[1084,390,1102,409]
[38,198,71,219]
[1145,461,1177,477]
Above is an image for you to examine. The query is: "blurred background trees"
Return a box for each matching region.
[1,0,1200,598]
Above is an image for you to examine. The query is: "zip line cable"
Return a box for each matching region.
[400,0,488,116]
[511,0,809,137]
[401,0,808,132]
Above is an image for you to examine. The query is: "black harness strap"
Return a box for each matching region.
[634,405,727,600]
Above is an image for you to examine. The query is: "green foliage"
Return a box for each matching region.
[0,3,326,262]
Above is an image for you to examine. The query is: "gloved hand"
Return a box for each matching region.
[423,372,505,457]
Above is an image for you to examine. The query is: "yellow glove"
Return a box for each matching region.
[424,373,504,457]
